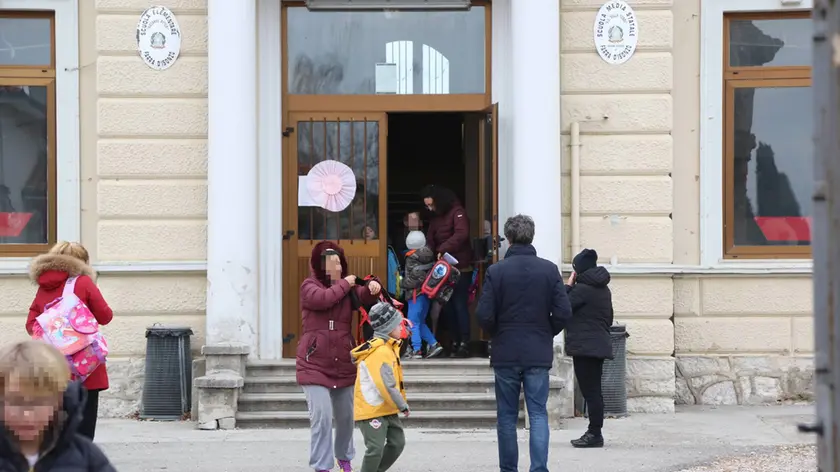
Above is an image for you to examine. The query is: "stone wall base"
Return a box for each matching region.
[99,357,145,418]
[626,357,675,413]
[676,356,814,405]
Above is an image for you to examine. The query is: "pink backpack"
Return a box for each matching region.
[33,277,108,381]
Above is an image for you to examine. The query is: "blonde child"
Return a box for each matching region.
[27,242,114,440]
[0,340,116,471]
[351,302,410,472]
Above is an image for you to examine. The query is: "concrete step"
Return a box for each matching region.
[246,358,493,378]
[238,392,507,412]
[236,409,523,429]
[243,374,496,395]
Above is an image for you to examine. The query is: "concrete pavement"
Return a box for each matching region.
[96,405,816,472]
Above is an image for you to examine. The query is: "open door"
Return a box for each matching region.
[282,112,388,358]
[476,103,499,343]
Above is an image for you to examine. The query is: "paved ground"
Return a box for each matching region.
[96,405,816,472]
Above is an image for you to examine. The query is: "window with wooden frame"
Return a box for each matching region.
[0,11,56,257]
[723,11,812,259]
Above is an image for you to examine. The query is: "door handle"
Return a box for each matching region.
[282,334,296,344]
[283,230,295,240]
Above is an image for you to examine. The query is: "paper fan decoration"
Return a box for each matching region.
[306,160,357,212]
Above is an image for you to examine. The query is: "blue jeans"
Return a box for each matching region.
[407,294,438,351]
[494,366,550,472]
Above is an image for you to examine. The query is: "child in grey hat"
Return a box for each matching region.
[351,302,410,472]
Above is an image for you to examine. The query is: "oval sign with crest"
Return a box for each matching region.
[136,6,182,71]
[593,1,639,65]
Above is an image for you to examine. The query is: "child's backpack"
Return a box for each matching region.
[33,277,109,382]
[420,260,460,302]
[351,278,412,357]
[386,246,402,300]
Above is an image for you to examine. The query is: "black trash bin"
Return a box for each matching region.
[141,324,193,420]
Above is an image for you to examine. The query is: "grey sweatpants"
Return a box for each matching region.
[303,385,356,471]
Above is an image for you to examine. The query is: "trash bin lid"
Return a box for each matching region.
[610,324,628,334]
[145,324,194,338]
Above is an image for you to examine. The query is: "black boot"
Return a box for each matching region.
[454,342,470,358]
[570,431,604,448]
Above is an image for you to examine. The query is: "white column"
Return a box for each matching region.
[206,0,259,352]
[510,0,562,267]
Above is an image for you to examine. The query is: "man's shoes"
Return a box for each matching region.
[425,342,445,359]
[570,432,604,448]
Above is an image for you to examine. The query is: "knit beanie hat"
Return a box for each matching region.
[368,302,404,337]
[573,248,598,274]
[405,230,426,250]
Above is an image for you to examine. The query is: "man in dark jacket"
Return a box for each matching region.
[565,248,614,448]
[476,214,572,472]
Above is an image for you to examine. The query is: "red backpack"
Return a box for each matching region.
[420,260,455,300]
[351,276,411,345]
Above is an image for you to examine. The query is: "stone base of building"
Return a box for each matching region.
[675,356,814,405]
[99,357,145,418]
[98,354,816,419]
[626,357,677,413]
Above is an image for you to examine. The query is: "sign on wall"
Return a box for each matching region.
[136,6,182,71]
[593,1,639,65]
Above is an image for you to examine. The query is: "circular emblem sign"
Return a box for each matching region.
[593,1,639,65]
[136,6,182,71]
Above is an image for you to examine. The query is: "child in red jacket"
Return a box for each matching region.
[27,241,113,441]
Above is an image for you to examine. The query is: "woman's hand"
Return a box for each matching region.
[567,272,576,285]
[368,280,381,295]
[344,275,357,286]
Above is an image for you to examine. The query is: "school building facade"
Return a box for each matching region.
[0,0,814,418]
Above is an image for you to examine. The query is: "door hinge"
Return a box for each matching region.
[282,126,295,137]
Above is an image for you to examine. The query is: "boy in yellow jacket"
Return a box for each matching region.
[351,302,410,472]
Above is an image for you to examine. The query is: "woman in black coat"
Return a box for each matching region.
[565,248,614,448]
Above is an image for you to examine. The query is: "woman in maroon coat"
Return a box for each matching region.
[421,185,474,358]
[296,241,380,472]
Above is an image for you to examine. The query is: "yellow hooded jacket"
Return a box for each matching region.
[351,337,408,421]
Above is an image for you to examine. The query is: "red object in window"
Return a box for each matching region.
[753,217,812,242]
[0,212,33,237]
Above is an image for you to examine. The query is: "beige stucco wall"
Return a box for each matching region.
[79,0,209,416]
[560,0,677,413]
[559,0,813,412]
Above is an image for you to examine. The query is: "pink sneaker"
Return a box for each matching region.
[337,459,353,472]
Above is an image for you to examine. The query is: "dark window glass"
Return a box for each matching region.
[731,85,813,247]
[0,18,51,66]
[729,18,811,67]
[297,120,380,240]
[0,85,49,245]
[287,7,485,95]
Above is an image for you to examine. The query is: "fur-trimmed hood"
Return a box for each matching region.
[29,253,96,286]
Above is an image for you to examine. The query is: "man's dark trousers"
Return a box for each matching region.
[494,366,550,472]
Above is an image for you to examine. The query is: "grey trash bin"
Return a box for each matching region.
[141,324,193,420]
[602,324,630,417]
[575,324,630,418]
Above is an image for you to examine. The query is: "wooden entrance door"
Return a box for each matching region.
[476,103,499,342]
[282,112,388,358]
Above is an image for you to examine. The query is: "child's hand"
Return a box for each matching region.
[402,408,410,418]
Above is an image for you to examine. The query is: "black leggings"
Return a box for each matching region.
[573,356,604,435]
[79,388,100,440]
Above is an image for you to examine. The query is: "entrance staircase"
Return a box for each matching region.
[236,358,523,429]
